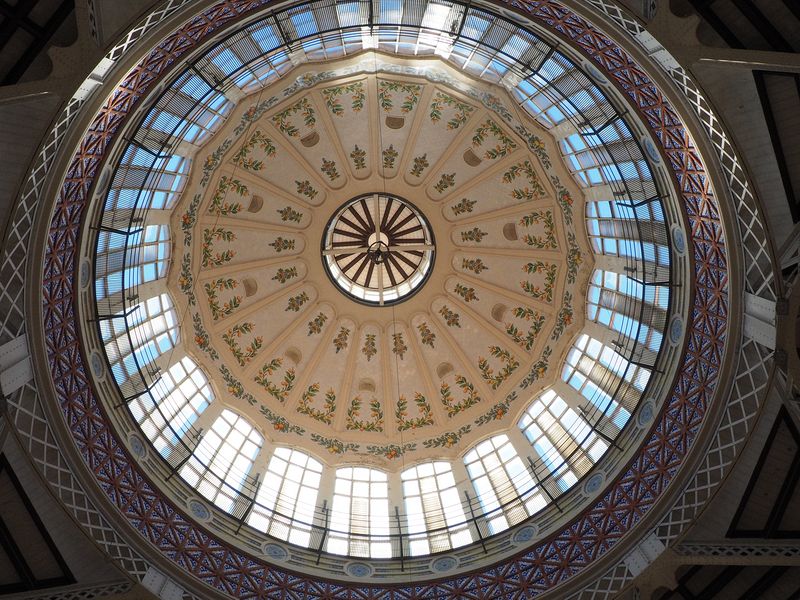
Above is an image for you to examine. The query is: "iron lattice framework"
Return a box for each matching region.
[35,0,736,597]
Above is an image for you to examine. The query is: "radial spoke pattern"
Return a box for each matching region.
[323,194,435,305]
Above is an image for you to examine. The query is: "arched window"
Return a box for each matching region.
[511,53,616,130]
[130,356,213,457]
[562,333,651,428]
[138,72,232,147]
[180,409,263,514]
[106,146,189,212]
[445,13,541,82]
[248,447,322,547]
[401,462,472,555]
[559,122,651,189]
[585,200,669,268]
[101,293,179,390]
[95,225,170,301]
[519,389,608,493]
[588,269,666,354]
[463,434,535,534]
[328,467,390,558]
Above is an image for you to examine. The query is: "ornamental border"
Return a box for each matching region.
[31,0,752,598]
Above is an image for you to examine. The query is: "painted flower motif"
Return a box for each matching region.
[429,92,474,129]
[350,145,367,170]
[392,333,407,359]
[395,393,433,431]
[272,267,299,284]
[477,346,519,390]
[410,154,429,177]
[333,327,350,353]
[454,283,478,302]
[269,237,296,253]
[520,347,552,389]
[377,80,422,113]
[506,307,546,351]
[520,261,558,302]
[440,375,480,417]
[222,322,262,367]
[272,97,315,137]
[307,312,328,335]
[461,258,488,274]
[322,82,365,116]
[346,396,383,432]
[295,179,318,201]
[451,198,476,216]
[417,322,436,348]
[320,157,340,181]
[460,227,487,243]
[433,173,456,194]
[382,145,399,169]
[286,292,310,312]
[422,426,471,449]
[550,175,573,225]
[254,358,295,403]
[550,291,574,341]
[362,334,377,361]
[201,227,235,267]
[439,305,461,328]
[566,232,582,284]
[278,206,303,223]
[472,118,517,159]
[204,277,240,320]
[503,161,545,200]
[519,211,557,249]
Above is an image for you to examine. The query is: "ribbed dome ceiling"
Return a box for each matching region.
[171,57,592,466]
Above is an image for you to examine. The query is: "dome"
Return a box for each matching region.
[22,0,764,596]
[89,18,678,570]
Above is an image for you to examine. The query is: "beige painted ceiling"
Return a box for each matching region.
[168,56,593,468]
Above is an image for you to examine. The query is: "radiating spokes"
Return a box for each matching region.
[323,194,435,305]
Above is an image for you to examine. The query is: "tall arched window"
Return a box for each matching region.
[585,200,669,268]
[129,356,213,457]
[180,409,263,514]
[95,224,170,301]
[401,462,472,555]
[463,434,535,534]
[328,467,390,558]
[519,389,608,493]
[510,53,615,130]
[248,447,322,547]
[106,146,189,212]
[559,122,651,189]
[101,293,179,390]
[562,333,651,428]
[138,71,232,147]
[588,269,666,354]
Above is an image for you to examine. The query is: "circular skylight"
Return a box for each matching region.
[322,194,435,305]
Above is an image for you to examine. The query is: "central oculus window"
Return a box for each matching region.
[322,194,435,305]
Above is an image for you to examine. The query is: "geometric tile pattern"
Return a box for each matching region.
[26,0,775,596]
